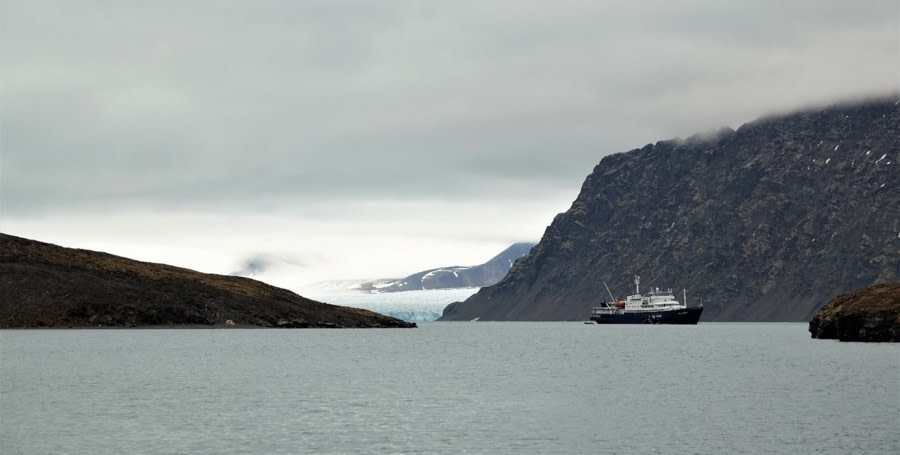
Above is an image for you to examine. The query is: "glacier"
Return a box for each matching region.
[311,288,480,322]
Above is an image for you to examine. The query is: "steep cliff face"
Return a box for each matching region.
[441,98,899,321]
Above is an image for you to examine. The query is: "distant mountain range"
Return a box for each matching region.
[442,97,899,322]
[302,243,535,294]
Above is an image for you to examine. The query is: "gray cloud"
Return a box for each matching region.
[1,1,897,282]
[232,256,278,277]
[232,253,307,277]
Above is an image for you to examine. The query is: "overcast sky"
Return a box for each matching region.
[2,1,898,290]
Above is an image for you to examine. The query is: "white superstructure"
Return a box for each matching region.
[592,275,688,316]
[625,276,685,311]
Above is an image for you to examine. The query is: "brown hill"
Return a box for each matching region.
[809,282,900,342]
[0,233,415,328]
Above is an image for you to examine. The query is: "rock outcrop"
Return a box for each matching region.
[0,234,415,328]
[441,97,899,321]
[809,282,900,342]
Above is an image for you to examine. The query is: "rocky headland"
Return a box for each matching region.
[441,97,899,322]
[809,282,900,342]
[0,233,415,328]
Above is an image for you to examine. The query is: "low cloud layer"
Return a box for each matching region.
[2,1,897,285]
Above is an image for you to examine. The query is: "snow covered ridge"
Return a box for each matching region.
[299,243,535,296]
[422,267,469,280]
[368,243,534,293]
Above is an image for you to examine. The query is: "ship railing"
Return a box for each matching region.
[647,288,674,296]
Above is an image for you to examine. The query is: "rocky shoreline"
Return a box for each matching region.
[809,283,899,342]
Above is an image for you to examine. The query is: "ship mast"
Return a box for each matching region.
[634,275,640,294]
[603,282,616,302]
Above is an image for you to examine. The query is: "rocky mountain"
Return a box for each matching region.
[441,97,899,322]
[809,282,899,342]
[355,242,535,293]
[0,234,415,328]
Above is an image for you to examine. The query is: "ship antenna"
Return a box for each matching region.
[683,289,687,308]
[634,275,640,294]
[603,282,616,301]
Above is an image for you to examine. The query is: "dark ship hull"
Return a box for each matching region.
[590,306,703,325]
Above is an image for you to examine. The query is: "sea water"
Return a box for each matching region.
[1,323,898,454]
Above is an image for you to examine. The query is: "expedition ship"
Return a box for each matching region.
[590,276,703,324]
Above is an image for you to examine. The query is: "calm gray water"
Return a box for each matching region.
[1,323,898,454]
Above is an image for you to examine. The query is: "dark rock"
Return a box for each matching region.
[809,283,900,342]
[441,97,899,322]
[0,234,416,329]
